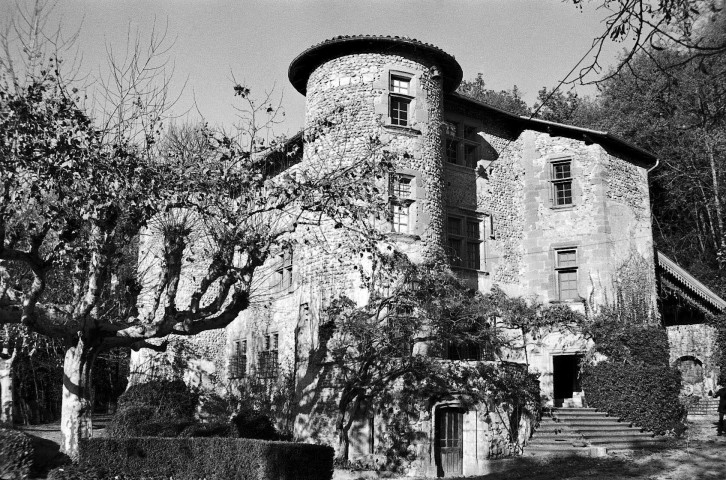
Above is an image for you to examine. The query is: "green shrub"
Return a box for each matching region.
[231,407,283,440]
[0,427,33,480]
[79,437,334,480]
[582,360,686,435]
[47,464,108,480]
[106,405,155,438]
[47,464,169,480]
[117,379,198,418]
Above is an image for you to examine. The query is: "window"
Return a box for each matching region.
[258,333,279,378]
[555,248,578,301]
[551,160,573,206]
[445,340,494,361]
[390,174,414,234]
[447,215,484,270]
[389,74,412,126]
[229,339,247,379]
[275,250,293,292]
[444,119,480,167]
[387,304,414,356]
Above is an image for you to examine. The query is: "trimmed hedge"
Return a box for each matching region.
[582,360,686,435]
[80,437,334,480]
[0,427,33,480]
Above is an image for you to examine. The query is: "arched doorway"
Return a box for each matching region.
[674,355,704,394]
[434,406,464,477]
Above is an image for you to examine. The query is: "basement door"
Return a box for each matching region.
[435,408,463,477]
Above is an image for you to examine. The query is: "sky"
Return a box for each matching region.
[2,0,622,136]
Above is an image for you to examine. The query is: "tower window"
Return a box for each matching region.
[389,74,413,127]
[390,175,414,234]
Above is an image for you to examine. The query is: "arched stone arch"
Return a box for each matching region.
[674,355,705,395]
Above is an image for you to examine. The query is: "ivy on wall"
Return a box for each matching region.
[581,312,686,435]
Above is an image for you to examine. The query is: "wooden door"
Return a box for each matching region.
[436,408,463,477]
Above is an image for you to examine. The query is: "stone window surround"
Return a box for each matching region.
[550,241,582,303]
[257,332,279,379]
[546,153,578,210]
[387,167,423,239]
[373,64,423,133]
[443,115,485,169]
[446,209,488,273]
[228,338,247,379]
[273,249,294,294]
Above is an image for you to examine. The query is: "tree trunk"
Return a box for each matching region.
[0,349,16,424]
[707,139,726,267]
[336,391,362,462]
[60,336,98,460]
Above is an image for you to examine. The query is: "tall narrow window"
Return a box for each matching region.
[229,339,247,379]
[551,160,573,206]
[555,248,578,301]
[275,250,293,292]
[389,74,412,126]
[447,215,483,270]
[390,175,414,234]
[444,120,480,167]
[258,333,279,379]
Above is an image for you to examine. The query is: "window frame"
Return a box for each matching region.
[257,332,279,379]
[446,214,485,271]
[229,339,247,379]
[444,119,481,168]
[554,248,579,301]
[389,73,413,127]
[550,158,574,207]
[389,174,415,234]
[274,250,294,292]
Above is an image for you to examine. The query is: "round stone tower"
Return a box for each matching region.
[288,35,463,260]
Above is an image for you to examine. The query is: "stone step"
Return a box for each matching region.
[587,436,665,444]
[576,426,645,433]
[525,443,590,452]
[554,410,616,416]
[532,432,584,439]
[563,418,630,428]
[554,411,614,417]
[588,440,667,449]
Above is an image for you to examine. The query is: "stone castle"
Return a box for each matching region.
[132,36,725,476]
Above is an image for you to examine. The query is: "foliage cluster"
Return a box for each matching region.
[108,379,291,441]
[77,437,334,480]
[0,426,33,480]
[707,314,726,385]
[324,255,575,462]
[581,312,686,435]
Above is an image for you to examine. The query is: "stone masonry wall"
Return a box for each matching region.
[304,52,445,259]
[667,324,720,397]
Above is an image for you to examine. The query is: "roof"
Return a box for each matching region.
[657,251,726,313]
[288,35,463,95]
[445,92,658,169]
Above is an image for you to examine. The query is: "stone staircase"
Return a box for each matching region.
[525,407,667,456]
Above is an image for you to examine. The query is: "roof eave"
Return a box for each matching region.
[445,93,658,170]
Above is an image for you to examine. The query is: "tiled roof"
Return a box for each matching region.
[288,35,463,95]
[657,251,726,312]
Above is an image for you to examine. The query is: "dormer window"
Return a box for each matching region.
[389,74,413,127]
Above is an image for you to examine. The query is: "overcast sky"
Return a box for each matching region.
[3,0,621,135]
